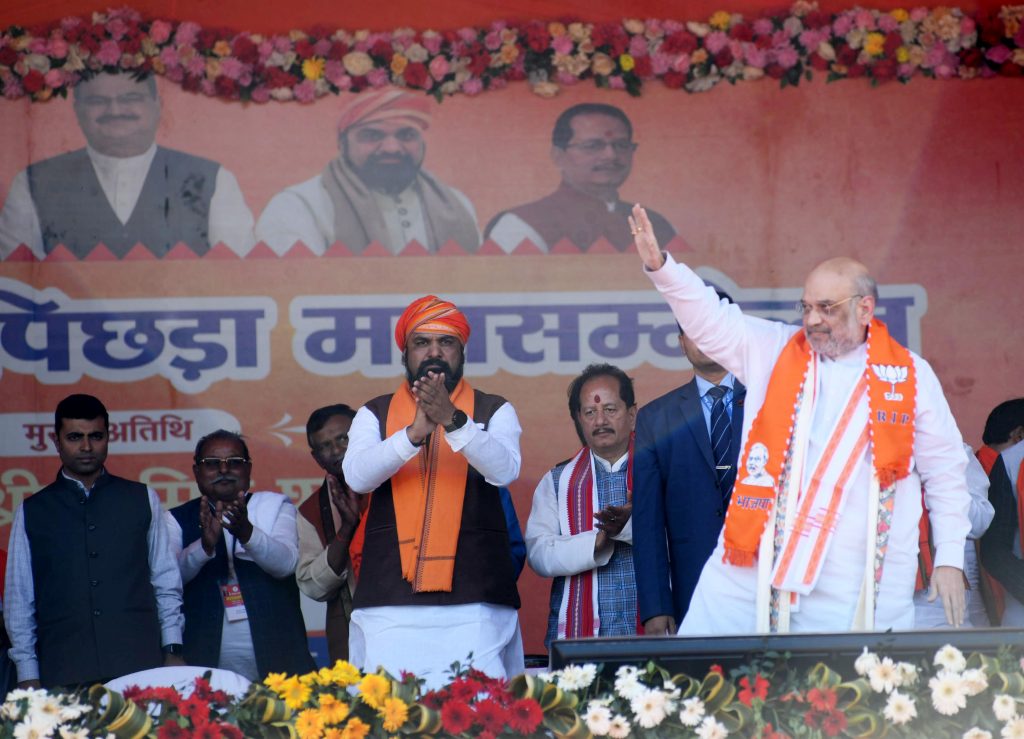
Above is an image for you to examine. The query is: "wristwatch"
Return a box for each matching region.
[163,643,183,656]
[444,409,469,433]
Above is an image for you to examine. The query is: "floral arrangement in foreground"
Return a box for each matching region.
[3,643,1024,737]
[0,3,1022,104]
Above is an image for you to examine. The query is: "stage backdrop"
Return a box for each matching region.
[1,12,1023,656]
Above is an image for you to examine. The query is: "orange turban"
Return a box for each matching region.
[336,88,433,135]
[395,295,470,350]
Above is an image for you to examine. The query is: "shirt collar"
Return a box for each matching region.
[695,372,735,398]
[86,143,157,176]
[61,467,106,495]
[591,450,629,473]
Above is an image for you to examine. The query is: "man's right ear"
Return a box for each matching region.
[1011,425,1024,444]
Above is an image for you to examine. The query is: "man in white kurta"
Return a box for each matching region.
[628,205,971,634]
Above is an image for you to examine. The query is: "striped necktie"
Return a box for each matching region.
[707,385,734,496]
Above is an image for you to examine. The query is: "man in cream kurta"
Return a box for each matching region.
[629,205,971,634]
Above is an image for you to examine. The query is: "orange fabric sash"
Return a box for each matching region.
[385,379,475,592]
[975,444,1007,623]
[723,319,916,568]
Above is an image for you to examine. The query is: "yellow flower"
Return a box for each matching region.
[264,672,289,692]
[890,8,910,23]
[212,40,232,57]
[863,32,886,56]
[302,57,325,80]
[281,676,313,710]
[324,730,344,739]
[379,697,409,732]
[341,717,371,739]
[318,693,351,725]
[896,46,910,62]
[390,53,408,75]
[330,661,362,687]
[295,708,325,739]
[358,673,390,710]
[709,11,732,30]
[619,53,635,72]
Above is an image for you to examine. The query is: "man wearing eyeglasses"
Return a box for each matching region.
[165,430,315,680]
[485,102,675,253]
[4,394,184,689]
[630,205,971,636]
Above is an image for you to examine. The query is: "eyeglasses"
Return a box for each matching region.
[796,295,862,318]
[196,457,250,472]
[312,435,349,455]
[564,139,638,155]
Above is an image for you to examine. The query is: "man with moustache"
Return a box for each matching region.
[629,204,971,634]
[166,430,314,680]
[342,295,523,688]
[256,88,480,255]
[632,302,747,636]
[0,71,255,259]
[4,394,184,689]
[296,404,366,664]
[485,103,675,253]
[526,364,639,651]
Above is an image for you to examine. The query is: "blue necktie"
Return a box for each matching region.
[707,385,734,496]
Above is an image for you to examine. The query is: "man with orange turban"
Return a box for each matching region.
[342,295,524,688]
[256,88,481,255]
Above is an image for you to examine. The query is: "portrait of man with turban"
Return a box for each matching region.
[256,88,481,255]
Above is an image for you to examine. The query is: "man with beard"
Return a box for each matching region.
[485,103,675,253]
[525,364,639,653]
[256,89,480,255]
[0,71,255,259]
[296,404,366,664]
[629,204,971,635]
[342,295,523,688]
[166,430,315,680]
[4,394,184,689]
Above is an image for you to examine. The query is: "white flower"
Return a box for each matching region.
[583,702,612,736]
[934,644,967,673]
[930,670,968,716]
[59,730,91,739]
[614,668,645,701]
[631,687,670,728]
[963,729,993,739]
[607,714,631,739]
[696,716,730,739]
[1004,717,1024,739]
[868,657,902,693]
[854,647,881,676]
[13,717,54,739]
[679,696,706,727]
[557,664,598,691]
[961,668,989,696]
[883,691,917,725]
[896,661,919,685]
[994,694,1019,722]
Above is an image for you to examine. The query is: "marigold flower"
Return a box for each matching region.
[281,677,312,710]
[302,57,325,80]
[340,717,370,739]
[890,8,910,23]
[709,11,732,30]
[358,673,390,710]
[379,697,409,732]
[331,661,362,687]
[318,693,350,724]
[619,53,636,71]
[864,32,886,56]
[896,46,910,62]
[295,708,325,739]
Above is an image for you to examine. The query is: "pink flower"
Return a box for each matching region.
[44,68,64,88]
[175,22,200,46]
[313,38,331,56]
[428,55,450,80]
[552,35,574,54]
[257,40,274,63]
[149,19,173,44]
[705,31,729,54]
[159,46,180,66]
[324,59,349,86]
[832,15,853,36]
[608,75,626,89]
[898,62,915,78]
[555,69,578,84]
[272,36,291,53]
[753,18,775,36]
[60,16,83,32]
[663,19,684,33]
[28,38,48,54]
[3,78,23,99]
[986,45,1012,64]
[47,37,69,58]
[628,35,649,56]
[186,56,205,76]
[672,54,691,72]
[96,39,122,65]
[484,30,502,50]
[651,51,673,74]
[854,10,876,30]
[910,8,928,22]
[200,77,216,96]
[461,77,483,95]
[422,34,442,54]
[878,15,899,33]
[745,45,768,67]
[772,30,791,47]
[798,29,823,49]
[774,46,800,68]
[293,79,316,102]
[219,57,244,79]
[367,67,390,86]
[250,85,270,102]
[924,45,946,68]
[457,27,477,43]
[165,65,184,82]
[107,17,128,40]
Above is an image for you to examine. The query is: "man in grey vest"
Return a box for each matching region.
[3,394,185,688]
[0,71,255,259]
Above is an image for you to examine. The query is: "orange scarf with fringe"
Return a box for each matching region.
[385,379,475,592]
[723,319,916,567]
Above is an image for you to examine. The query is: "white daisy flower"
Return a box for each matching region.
[695,716,730,739]
[583,702,612,736]
[631,687,670,728]
[934,644,967,673]
[679,696,706,727]
[883,690,917,725]
[930,670,968,716]
[614,670,645,701]
[1003,717,1024,739]
[854,647,880,676]
[962,729,992,739]
[607,714,631,739]
[896,661,919,685]
[994,694,1019,723]
[13,718,53,739]
[558,664,598,691]
[868,657,902,693]
[58,729,92,739]
[961,668,989,696]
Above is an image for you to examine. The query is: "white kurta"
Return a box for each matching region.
[646,254,970,634]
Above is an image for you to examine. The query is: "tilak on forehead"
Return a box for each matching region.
[394,295,471,351]
[594,394,601,403]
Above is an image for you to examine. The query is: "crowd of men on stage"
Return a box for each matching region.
[4,227,1023,693]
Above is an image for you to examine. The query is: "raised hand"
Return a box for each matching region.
[199,497,223,556]
[628,203,666,271]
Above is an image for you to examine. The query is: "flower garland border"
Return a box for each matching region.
[1,3,1023,103]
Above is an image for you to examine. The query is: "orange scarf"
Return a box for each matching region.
[385,379,475,592]
[723,318,916,567]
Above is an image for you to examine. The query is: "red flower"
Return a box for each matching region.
[524,23,551,53]
[403,62,428,87]
[713,49,735,68]
[1000,61,1023,77]
[196,28,220,51]
[193,722,223,739]
[846,63,866,78]
[871,58,898,81]
[806,687,837,712]
[738,674,770,706]
[180,695,210,724]
[474,698,508,734]
[327,41,348,61]
[810,54,831,71]
[449,677,482,703]
[883,33,902,56]
[804,10,831,29]
[662,70,686,88]
[21,70,45,93]
[765,63,785,79]
[369,38,392,60]
[441,700,474,734]
[709,664,724,675]
[219,725,244,739]
[0,46,18,67]
[468,52,489,76]
[231,36,259,64]
[157,724,191,739]
[420,690,444,709]
[837,46,858,66]
[633,55,654,78]
[803,709,821,728]
[661,30,698,55]
[960,48,984,67]
[214,76,239,98]
[729,24,753,42]
[507,698,543,734]
[761,723,790,739]
[821,709,848,737]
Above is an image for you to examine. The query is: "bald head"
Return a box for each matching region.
[801,257,877,359]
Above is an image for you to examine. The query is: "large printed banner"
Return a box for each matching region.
[1,75,1022,651]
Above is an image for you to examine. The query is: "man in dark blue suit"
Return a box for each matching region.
[633,292,745,634]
